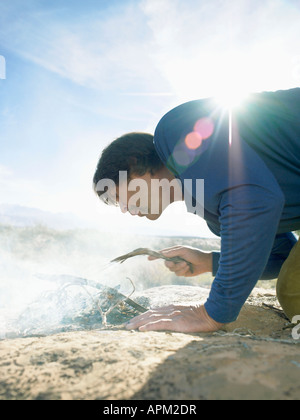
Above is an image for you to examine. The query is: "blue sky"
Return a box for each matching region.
[0,0,300,236]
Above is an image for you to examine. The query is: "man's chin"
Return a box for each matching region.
[145,213,161,221]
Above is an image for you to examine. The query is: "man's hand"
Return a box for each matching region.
[148,246,213,277]
[125,304,223,333]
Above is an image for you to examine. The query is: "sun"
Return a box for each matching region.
[213,86,250,146]
[214,87,250,110]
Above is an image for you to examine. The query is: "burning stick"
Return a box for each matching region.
[111,248,194,274]
[36,274,148,315]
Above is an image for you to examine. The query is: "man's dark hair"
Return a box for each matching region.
[93,132,163,199]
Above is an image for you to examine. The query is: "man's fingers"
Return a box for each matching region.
[148,255,191,276]
[161,247,187,258]
[125,307,182,330]
[164,260,192,277]
[174,265,191,277]
[148,257,191,276]
[139,319,174,332]
[125,304,223,334]
[164,260,187,271]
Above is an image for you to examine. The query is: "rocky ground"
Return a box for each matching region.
[0,286,299,400]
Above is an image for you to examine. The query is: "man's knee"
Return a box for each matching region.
[276,240,300,321]
[276,282,300,321]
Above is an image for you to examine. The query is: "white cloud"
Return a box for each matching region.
[0,1,168,93]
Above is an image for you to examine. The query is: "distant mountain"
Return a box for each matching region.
[0,204,92,230]
[0,203,219,238]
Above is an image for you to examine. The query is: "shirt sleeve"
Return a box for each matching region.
[212,232,298,279]
[204,184,285,324]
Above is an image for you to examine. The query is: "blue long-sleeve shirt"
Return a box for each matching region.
[153,88,300,323]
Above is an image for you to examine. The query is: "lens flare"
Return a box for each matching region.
[185,132,202,150]
[173,116,215,167]
[185,117,214,151]
[173,142,194,166]
[215,91,249,110]
[194,117,214,140]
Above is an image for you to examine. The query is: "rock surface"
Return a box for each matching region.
[0,286,299,400]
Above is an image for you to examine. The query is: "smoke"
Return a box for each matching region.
[0,224,156,338]
[0,222,218,338]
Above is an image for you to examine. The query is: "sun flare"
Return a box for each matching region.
[214,88,250,110]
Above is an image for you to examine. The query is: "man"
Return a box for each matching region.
[93,88,300,333]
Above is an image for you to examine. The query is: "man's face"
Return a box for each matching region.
[101,168,181,220]
[116,172,162,221]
